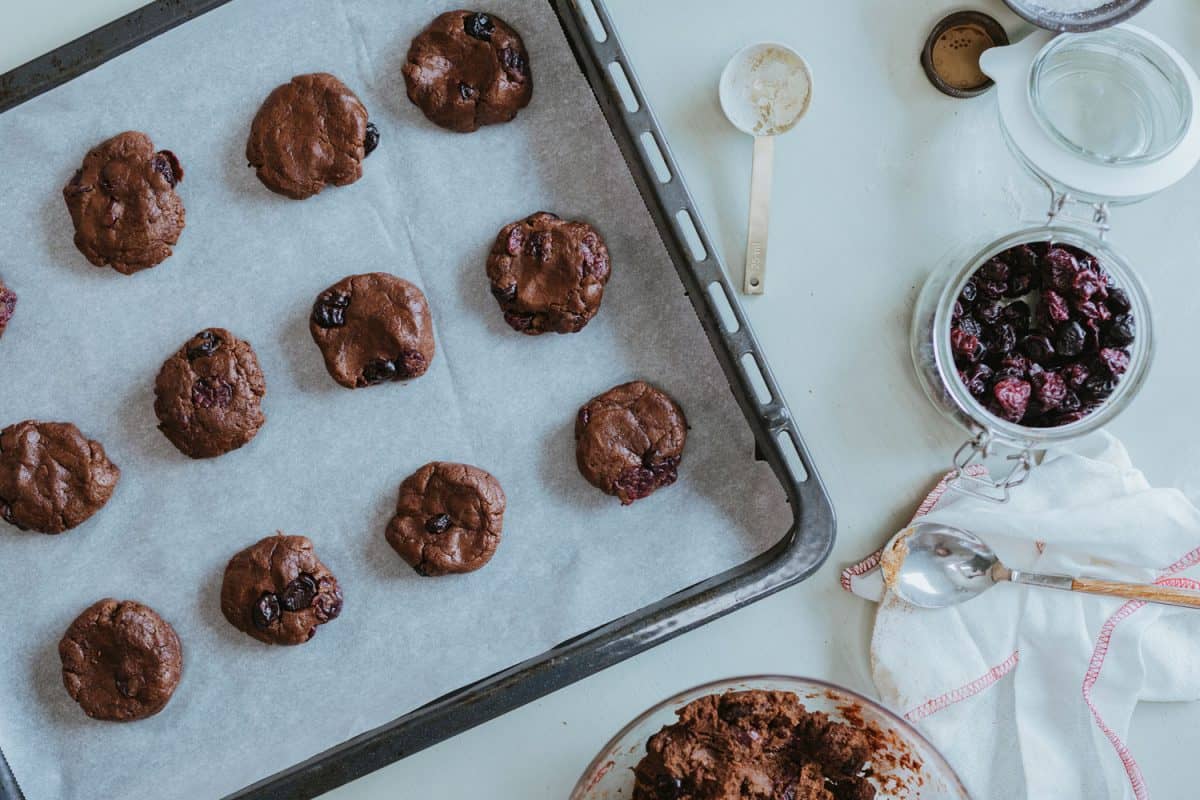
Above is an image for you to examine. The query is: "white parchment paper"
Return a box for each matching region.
[0,1,790,797]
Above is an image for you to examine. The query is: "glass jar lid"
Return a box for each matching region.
[980,26,1200,205]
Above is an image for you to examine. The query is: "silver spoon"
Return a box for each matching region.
[718,42,812,296]
[883,521,1200,610]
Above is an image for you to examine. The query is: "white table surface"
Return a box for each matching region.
[5,1,1200,798]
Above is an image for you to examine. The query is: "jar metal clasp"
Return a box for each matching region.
[948,430,1034,503]
[1040,177,1111,240]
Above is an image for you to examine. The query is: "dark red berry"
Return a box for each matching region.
[954,316,983,339]
[998,353,1033,379]
[314,589,343,621]
[459,82,477,100]
[491,283,518,304]
[1042,290,1071,324]
[983,323,1016,356]
[1083,373,1116,400]
[186,329,221,360]
[1073,298,1111,321]
[975,300,1005,326]
[613,456,680,505]
[252,592,281,629]
[959,363,993,396]
[1072,269,1104,301]
[1061,362,1090,390]
[952,301,964,321]
[1098,347,1130,377]
[396,350,428,378]
[1043,247,1079,292]
[424,513,452,534]
[500,47,528,80]
[1106,287,1131,314]
[1020,334,1055,363]
[464,12,494,40]
[958,279,978,306]
[978,279,1007,300]
[979,257,1010,283]
[1103,313,1135,346]
[951,329,985,364]
[152,150,182,187]
[1006,271,1035,297]
[1004,300,1031,334]
[363,122,380,156]
[0,287,17,334]
[1054,321,1086,358]
[1004,244,1039,271]
[992,377,1031,423]
[280,573,318,612]
[526,231,552,261]
[1031,371,1068,411]
[312,290,351,328]
[192,378,233,408]
[362,358,397,384]
[503,311,535,332]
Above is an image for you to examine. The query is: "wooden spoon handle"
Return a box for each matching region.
[1071,577,1200,609]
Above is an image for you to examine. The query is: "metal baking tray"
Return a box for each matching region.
[0,1,835,797]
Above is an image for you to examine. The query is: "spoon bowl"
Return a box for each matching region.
[884,522,999,608]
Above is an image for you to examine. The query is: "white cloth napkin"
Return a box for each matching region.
[842,433,1200,800]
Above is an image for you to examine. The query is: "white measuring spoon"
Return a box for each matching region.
[719,43,812,296]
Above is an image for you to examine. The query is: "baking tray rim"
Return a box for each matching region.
[0,1,837,798]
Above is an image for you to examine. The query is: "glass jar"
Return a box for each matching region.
[911,224,1155,502]
[911,23,1198,502]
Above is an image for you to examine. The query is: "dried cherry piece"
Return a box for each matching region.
[312,290,351,329]
[491,283,518,303]
[1061,362,1090,390]
[280,573,318,612]
[1003,244,1039,272]
[192,378,233,408]
[396,351,428,378]
[1020,334,1055,364]
[958,279,978,307]
[1043,247,1079,292]
[1072,269,1105,301]
[362,359,397,385]
[1106,287,1132,314]
[464,12,494,40]
[951,329,985,364]
[992,377,1032,423]
[1006,271,1035,297]
[1053,321,1086,358]
[954,316,982,338]
[975,300,1004,326]
[978,279,1007,300]
[459,83,477,100]
[1103,313,1135,347]
[1098,347,1131,377]
[363,122,380,156]
[979,257,1010,283]
[186,329,221,360]
[983,323,1016,356]
[252,592,281,629]
[960,363,993,396]
[425,513,452,534]
[1004,300,1031,335]
[1031,371,1068,412]
[152,150,182,187]
[1042,290,1071,324]
[0,287,17,334]
[1073,298,1111,321]
[501,47,528,80]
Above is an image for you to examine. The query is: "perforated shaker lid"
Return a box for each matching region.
[979,25,1200,204]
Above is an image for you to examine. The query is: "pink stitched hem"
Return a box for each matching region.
[1082,575,1200,800]
[904,650,1020,723]
[839,465,987,592]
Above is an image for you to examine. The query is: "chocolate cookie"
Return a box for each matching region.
[0,278,15,339]
[246,72,378,200]
[402,11,532,133]
[0,421,120,534]
[63,131,185,275]
[385,462,506,576]
[633,690,878,800]
[486,212,611,334]
[220,533,344,646]
[575,381,686,505]
[59,598,183,722]
[153,328,267,459]
[309,272,436,389]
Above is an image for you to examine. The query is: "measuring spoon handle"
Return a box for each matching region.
[743,135,774,295]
